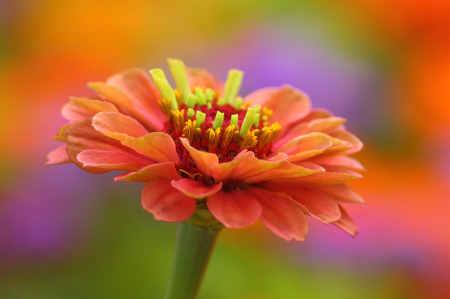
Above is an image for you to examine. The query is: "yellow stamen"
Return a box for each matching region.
[157,98,172,120]
[239,130,258,151]
[257,122,282,149]
[221,124,236,149]
[171,109,185,132]
[178,169,203,180]
[182,119,197,144]
[174,89,184,107]
[261,106,273,126]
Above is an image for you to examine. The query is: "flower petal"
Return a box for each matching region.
[186,68,224,90]
[62,98,118,121]
[77,149,153,171]
[106,68,165,130]
[92,112,148,141]
[260,182,341,224]
[244,85,311,128]
[310,156,366,171]
[171,179,223,199]
[332,204,359,237]
[329,130,363,154]
[207,189,262,229]
[246,187,308,242]
[225,152,287,181]
[51,123,70,142]
[243,161,323,184]
[66,118,135,174]
[273,133,334,163]
[141,178,196,222]
[45,145,71,166]
[179,138,218,177]
[115,162,181,182]
[312,184,366,204]
[209,150,248,182]
[122,132,181,164]
[266,165,363,185]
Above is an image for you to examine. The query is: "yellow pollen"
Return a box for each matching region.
[261,106,273,126]
[239,130,258,151]
[157,98,172,120]
[179,169,204,180]
[221,124,236,149]
[241,101,252,110]
[174,89,184,107]
[182,119,197,144]
[257,122,281,149]
[170,109,185,132]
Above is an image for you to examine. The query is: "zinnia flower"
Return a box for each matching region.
[46,59,364,242]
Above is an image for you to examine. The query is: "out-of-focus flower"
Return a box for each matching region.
[46,59,365,242]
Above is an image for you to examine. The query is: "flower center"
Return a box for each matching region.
[151,59,282,180]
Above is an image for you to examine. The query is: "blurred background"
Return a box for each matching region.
[1,0,450,298]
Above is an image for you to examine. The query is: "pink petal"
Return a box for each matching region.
[106,68,165,130]
[179,138,218,177]
[244,85,311,128]
[332,204,359,237]
[77,149,153,171]
[66,118,136,174]
[260,182,341,224]
[266,165,363,185]
[310,156,366,171]
[207,189,262,229]
[115,162,181,182]
[62,98,118,121]
[273,133,334,163]
[45,145,71,166]
[51,124,70,142]
[92,112,148,141]
[312,184,366,204]
[88,82,160,132]
[246,187,308,242]
[171,179,223,199]
[141,178,196,222]
[122,132,181,164]
[186,68,224,90]
[243,161,323,184]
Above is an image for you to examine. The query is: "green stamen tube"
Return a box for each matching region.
[195,89,207,105]
[240,108,256,138]
[253,113,260,127]
[150,69,178,110]
[234,97,243,110]
[187,108,195,119]
[212,112,224,130]
[187,94,197,109]
[196,111,206,128]
[222,69,244,105]
[205,88,214,102]
[230,114,239,129]
[168,59,191,104]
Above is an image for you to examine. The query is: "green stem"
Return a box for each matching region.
[164,222,221,299]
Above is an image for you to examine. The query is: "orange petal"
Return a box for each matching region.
[61,98,118,121]
[244,85,311,128]
[171,179,223,199]
[243,160,323,184]
[266,165,363,185]
[77,149,153,171]
[66,118,134,174]
[51,123,70,142]
[312,184,366,204]
[186,68,224,90]
[179,138,218,177]
[310,156,366,171]
[209,150,248,182]
[115,162,181,182]
[106,68,166,130]
[122,132,181,164]
[246,187,308,242]
[45,145,71,166]
[260,182,341,224]
[329,130,363,154]
[92,112,148,141]
[332,204,359,237]
[141,178,196,222]
[225,152,287,181]
[207,189,262,229]
[273,133,334,163]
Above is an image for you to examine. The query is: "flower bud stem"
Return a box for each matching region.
[164,222,221,299]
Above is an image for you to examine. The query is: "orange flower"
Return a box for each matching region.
[46,59,365,242]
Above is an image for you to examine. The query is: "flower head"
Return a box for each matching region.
[46,59,365,242]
